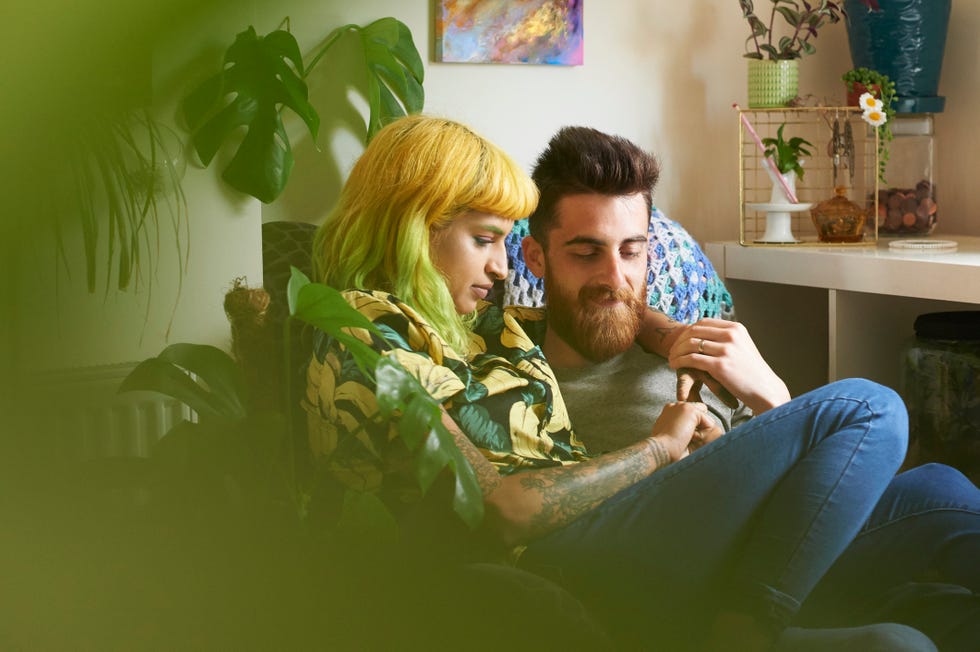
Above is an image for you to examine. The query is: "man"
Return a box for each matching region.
[516,125,980,651]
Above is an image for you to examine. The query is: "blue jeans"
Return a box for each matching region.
[518,378,908,649]
[797,463,980,650]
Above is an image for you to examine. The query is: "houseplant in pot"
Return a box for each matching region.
[750,123,815,242]
[842,67,895,183]
[844,0,951,113]
[739,0,847,107]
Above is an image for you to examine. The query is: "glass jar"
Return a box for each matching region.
[900,311,980,481]
[875,114,938,236]
[810,187,867,243]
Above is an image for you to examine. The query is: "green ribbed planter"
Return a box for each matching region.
[747,60,799,108]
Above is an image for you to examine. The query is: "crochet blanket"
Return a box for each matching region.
[502,208,734,323]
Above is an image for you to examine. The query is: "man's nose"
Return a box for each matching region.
[596,252,629,288]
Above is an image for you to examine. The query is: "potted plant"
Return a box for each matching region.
[842,67,895,182]
[183,17,424,204]
[763,123,814,183]
[739,0,847,107]
[844,0,951,113]
[752,123,815,242]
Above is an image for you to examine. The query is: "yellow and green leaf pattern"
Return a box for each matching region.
[304,290,589,499]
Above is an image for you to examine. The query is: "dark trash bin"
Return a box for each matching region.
[901,311,980,483]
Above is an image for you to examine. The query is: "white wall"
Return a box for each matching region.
[9,0,979,372]
[264,0,980,241]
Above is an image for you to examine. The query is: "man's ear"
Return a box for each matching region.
[522,235,547,278]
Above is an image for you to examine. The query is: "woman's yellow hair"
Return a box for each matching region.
[313,115,538,352]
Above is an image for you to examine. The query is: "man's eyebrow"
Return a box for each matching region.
[563,235,648,246]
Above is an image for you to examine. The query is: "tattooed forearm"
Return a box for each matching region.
[637,308,686,356]
[515,441,659,542]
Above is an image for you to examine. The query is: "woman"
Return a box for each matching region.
[305,115,929,651]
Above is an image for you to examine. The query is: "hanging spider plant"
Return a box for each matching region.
[63,109,188,295]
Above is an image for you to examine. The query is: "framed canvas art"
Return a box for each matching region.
[435,0,583,65]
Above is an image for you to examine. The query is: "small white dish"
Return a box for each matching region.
[745,202,815,213]
[888,239,958,253]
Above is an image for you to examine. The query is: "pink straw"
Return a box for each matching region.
[733,103,799,204]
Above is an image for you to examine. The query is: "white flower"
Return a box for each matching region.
[859,92,883,112]
[862,108,888,127]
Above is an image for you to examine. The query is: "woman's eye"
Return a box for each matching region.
[474,236,494,247]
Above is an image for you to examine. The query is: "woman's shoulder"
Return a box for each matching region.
[339,289,425,325]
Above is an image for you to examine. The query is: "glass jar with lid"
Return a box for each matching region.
[875,114,937,236]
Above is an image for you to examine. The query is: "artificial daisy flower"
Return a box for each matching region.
[859,92,883,112]
[862,108,887,127]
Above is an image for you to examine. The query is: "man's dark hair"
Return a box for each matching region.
[529,126,660,245]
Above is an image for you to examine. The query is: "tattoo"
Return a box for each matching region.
[646,437,672,469]
[445,419,501,495]
[654,316,681,344]
[516,443,654,540]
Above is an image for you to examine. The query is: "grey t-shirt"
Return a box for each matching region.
[553,343,753,454]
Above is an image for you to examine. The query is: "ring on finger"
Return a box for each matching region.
[697,338,706,354]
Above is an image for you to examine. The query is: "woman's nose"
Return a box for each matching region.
[487,243,508,280]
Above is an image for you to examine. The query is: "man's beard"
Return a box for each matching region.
[545,276,645,363]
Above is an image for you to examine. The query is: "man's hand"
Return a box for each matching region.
[649,401,724,461]
[676,367,739,408]
[668,318,791,414]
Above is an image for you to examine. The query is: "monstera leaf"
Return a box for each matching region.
[355,17,425,139]
[182,27,319,203]
[181,17,424,203]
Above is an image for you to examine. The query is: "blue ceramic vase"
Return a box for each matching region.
[844,0,952,113]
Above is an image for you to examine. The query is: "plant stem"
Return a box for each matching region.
[303,24,359,79]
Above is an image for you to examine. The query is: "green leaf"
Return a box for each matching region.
[286,265,311,317]
[373,358,484,528]
[775,6,801,26]
[290,279,384,372]
[120,357,230,421]
[375,356,418,419]
[406,394,484,528]
[158,343,247,416]
[358,18,425,140]
[414,426,450,494]
[181,26,320,203]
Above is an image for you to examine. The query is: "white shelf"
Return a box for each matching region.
[704,236,980,395]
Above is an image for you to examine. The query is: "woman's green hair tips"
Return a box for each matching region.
[314,115,538,352]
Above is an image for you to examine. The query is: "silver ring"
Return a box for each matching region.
[697,338,705,354]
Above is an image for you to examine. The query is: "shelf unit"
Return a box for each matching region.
[738,107,879,246]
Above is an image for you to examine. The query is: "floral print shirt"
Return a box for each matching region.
[304,290,588,504]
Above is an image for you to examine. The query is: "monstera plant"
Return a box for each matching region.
[119,268,484,534]
[182,17,424,203]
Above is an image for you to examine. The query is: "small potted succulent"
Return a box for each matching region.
[763,123,815,188]
[739,0,847,107]
[751,123,815,243]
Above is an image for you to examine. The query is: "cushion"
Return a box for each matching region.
[502,207,734,323]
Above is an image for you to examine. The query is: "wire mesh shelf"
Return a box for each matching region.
[738,107,879,246]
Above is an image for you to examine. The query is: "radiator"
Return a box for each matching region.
[30,362,194,461]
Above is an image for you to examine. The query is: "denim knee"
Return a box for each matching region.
[823,377,908,465]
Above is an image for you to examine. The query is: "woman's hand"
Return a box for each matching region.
[649,401,722,461]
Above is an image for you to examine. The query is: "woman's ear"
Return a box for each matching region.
[521,235,546,278]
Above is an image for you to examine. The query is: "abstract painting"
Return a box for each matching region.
[435,0,583,65]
